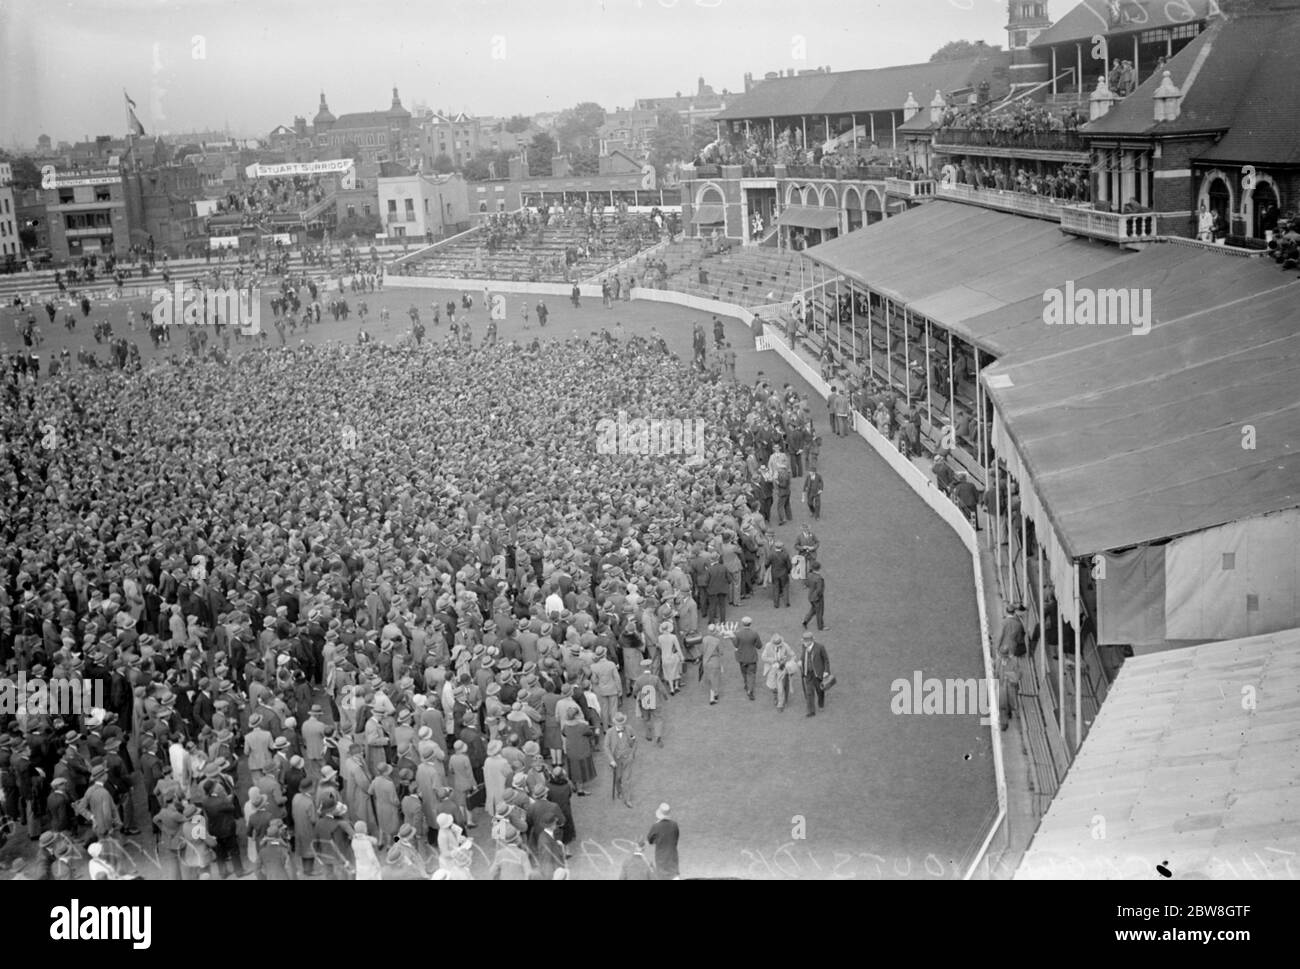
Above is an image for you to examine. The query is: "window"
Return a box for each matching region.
[59,190,74,204]
[1170,23,1199,40]
[424,198,430,213]
[387,199,397,215]
[404,198,414,221]
[346,204,356,219]
[362,204,372,216]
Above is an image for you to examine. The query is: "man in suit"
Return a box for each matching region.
[803,471,825,521]
[704,554,731,624]
[800,632,831,718]
[733,617,762,701]
[245,713,274,783]
[802,561,826,632]
[769,542,792,608]
[301,704,329,782]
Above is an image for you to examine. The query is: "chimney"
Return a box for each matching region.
[929,89,947,125]
[1090,74,1117,121]
[1153,70,1182,122]
[903,92,921,123]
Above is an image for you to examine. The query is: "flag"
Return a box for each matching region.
[124,91,145,136]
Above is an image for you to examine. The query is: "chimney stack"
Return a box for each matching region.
[1153,70,1182,122]
[903,92,921,123]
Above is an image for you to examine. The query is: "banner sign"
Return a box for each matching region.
[244,160,355,179]
[43,168,121,189]
[209,236,241,250]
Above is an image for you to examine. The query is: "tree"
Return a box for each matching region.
[430,153,455,174]
[527,132,557,176]
[570,151,601,176]
[930,39,999,62]
[462,149,513,181]
[504,115,532,134]
[649,111,715,177]
[5,155,42,191]
[556,101,606,154]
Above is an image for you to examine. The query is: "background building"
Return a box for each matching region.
[39,166,129,260]
[377,171,470,241]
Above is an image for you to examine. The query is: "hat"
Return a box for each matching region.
[397,823,416,841]
[486,740,503,757]
[39,831,57,848]
[247,713,263,728]
[640,658,653,667]
[655,803,672,820]
[522,740,540,756]
[272,736,290,750]
[742,617,753,626]
[612,712,628,726]
[320,765,338,782]
[436,813,454,830]
[453,740,467,752]
[309,704,323,716]
[802,630,814,641]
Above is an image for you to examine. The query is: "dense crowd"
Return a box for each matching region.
[946,160,1090,202]
[0,325,835,880]
[214,175,329,221]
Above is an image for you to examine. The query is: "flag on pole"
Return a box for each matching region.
[124,90,145,136]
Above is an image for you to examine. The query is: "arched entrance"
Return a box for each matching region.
[844,186,863,232]
[1250,180,1280,240]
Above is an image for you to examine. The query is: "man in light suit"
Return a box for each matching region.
[245,713,273,783]
[800,631,831,718]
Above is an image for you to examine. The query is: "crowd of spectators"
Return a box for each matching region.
[947,160,1090,203]
[213,175,329,223]
[0,320,839,879]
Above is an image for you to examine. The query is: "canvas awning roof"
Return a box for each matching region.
[804,199,1300,561]
[978,248,1300,559]
[777,205,839,230]
[805,200,1132,340]
[1016,626,1300,880]
[690,204,725,225]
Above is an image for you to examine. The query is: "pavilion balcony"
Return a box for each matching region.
[783,163,901,182]
[885,177,936,200]
[934,127,1087,153]
[1058,205,1160,246]
[935,182,1076,221]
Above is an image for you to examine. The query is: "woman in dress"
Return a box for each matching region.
[351,820,383,880]
[561,706,597,796]
[368,762,401,847]
[658,622,685,695]
[547,767,577,848]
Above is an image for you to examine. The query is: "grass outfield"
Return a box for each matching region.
[1,282,994,880]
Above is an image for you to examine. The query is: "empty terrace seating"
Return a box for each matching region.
[638,243,805,308]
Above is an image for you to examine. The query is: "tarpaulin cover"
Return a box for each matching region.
[777,205,839,230]
[690,205,725,225]
[1165,508,1300,641]
[1095,545,1166,646]
[1016,624,1300,880]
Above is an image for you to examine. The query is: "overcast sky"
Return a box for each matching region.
[1,0,1012,147]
